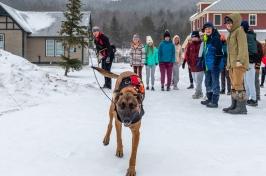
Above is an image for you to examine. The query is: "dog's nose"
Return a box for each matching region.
[123,119,131,124]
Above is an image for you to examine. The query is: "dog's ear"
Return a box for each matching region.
[134,93,143,104]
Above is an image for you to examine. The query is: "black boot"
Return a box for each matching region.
[220,89,225,94]
[187,84,194,89]
[223,95,237,113]
[207,94,219,108]
[161,86,165,91]
[228,91,247,115]
[201,92,213,105]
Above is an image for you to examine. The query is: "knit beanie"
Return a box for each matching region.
[164,30,171,39]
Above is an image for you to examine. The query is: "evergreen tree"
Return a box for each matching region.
[59,0,88,76]
[109,15,122,47]
[140,16,155,42]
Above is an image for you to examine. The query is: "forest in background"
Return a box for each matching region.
[1,0,197,47]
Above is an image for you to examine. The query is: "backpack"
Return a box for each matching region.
[246,31,258,63]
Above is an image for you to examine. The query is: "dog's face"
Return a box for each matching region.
[115,92,142,127]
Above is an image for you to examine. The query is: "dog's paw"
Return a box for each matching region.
[116,149,124,158]
[126,168,136,176]
[103,137,110,146]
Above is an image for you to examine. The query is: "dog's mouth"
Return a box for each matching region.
[122,118,132,127]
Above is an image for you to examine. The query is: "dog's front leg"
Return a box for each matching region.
[115,119,123,157]
[127,122,141,176]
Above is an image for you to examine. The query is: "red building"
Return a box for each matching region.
[190,0,266,42]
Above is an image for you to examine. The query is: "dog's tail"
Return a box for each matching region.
[91,66,119,79]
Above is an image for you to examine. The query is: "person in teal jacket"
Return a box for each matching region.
[145,36,158,91]
[158,30,175,91]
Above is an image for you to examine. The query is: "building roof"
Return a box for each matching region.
[205,0,266,12]
[198,0,216,3]
[0,2,91,37]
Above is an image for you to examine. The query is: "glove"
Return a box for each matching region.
[106,57,111,64]
[144,63,147,66]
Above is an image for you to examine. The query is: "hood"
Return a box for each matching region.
[226,13,242,32]
[173,35,180,45]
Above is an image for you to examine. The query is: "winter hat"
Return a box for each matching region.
[164,30,171,39]
[133,34,140,40]
[92,26,100,32]
[241,20,249,33]
[191,31,200,38]
[224,16,233,24]
[146,36,153,44]
[202,22,214,32]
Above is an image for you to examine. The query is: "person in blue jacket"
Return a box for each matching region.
[158,30,176,91]
[200,22,223,108]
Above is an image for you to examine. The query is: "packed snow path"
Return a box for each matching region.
[0,62,266,176]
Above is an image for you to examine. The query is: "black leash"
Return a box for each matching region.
[89,48,114,104]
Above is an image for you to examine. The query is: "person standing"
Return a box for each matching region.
[200,22,223,108]
[145,36,158,91]
[183,38,194,89]
[220,33,231,95]
[260,42,266,88]
[241,21,258,107]
[185,31,204,99]
[129,34,146,80]
[92,26,112,89]
[223,14,249,114]
[158,30,175,91]
[255,41,263,101]
[172,35,183,90]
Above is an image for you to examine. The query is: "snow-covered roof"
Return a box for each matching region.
[204,0,266,12]
[0,2,91,36]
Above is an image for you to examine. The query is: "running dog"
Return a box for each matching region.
[92,66,145,176]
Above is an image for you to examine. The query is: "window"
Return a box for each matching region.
[249,14,257,26]
[214,14,222,26]
[55,41,64,56]
[0,34,4,49]
[46,40,55,56]
[46,40,64,57]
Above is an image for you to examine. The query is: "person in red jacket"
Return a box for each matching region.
[185,31,204,99]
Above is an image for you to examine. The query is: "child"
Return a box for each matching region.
[172,35,183,90]
[145,36,158,91]
[130,34,146,79]
[185,31,204,99]
[158,30,176,91]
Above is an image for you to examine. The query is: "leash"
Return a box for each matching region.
[89,48,114,104]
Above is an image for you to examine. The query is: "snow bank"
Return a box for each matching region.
[0,50,91,113]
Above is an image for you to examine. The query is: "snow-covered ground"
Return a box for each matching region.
[0,50,266,176]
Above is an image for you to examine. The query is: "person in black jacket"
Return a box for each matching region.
[93,26,112,89]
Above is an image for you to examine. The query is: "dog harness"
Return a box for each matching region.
[114,75,145,124]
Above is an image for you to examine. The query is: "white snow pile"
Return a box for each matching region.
[0,50,92,113]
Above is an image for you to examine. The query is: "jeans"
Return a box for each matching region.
[173,63,181,87]
[146,65,156,87]
[244,64,256,100]
[205,69,220,96]
[189,68,193,84]
[159,63,174,87]
[192,71,204,94]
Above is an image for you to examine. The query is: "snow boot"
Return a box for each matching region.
[151,87,155,91]
[146,86,150,90]
[187,84,194,89]
[161,86,165,91]
[220,89,225,94]
[201,92,213,105]
[228,91,247,115]
[206,94,219,108]
[192,91,203,99]
[167,86,170,91]
[247,99,258,107]
[223,95,237,113]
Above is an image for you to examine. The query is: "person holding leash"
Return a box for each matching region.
[92,26,113,89]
